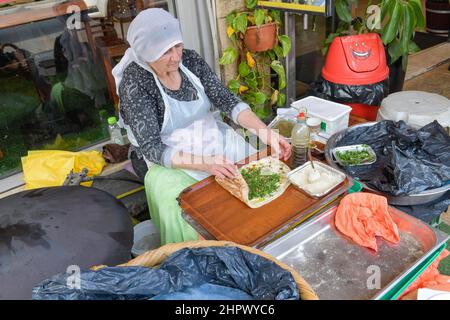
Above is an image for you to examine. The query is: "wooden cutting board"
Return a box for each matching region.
[179,148,352,248]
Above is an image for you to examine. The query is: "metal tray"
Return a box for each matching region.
[262,205,449,300]
[332,144,377,166]
[287,161,346,198]
[325,122,450,205]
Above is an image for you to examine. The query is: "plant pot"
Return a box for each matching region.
[426,0,450,37]
[244,22,277,53]
[385,48,406,94]
[388,56,406,94]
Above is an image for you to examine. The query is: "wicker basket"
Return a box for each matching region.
[116,240,319,300]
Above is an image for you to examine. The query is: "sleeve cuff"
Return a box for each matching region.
[231,102,251,125]
[162,146,177,168]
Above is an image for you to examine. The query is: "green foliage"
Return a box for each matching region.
[218,3,292,121]
[322,0,425,71]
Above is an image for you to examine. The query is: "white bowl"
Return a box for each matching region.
[131,220,161,257]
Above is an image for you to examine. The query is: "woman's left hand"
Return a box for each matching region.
[262,129,292,161]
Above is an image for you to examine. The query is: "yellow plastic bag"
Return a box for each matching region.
[21,150,106,189]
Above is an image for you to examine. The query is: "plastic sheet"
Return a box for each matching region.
[32,246,299,300]
[310,76,389,106]
[21,150,106,189]
[335,120,450,196]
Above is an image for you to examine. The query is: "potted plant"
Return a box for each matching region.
[323,0,425,93]
[219,0,291,123]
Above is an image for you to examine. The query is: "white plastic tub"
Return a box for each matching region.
[132,220,161,257]
[291,96,351,138]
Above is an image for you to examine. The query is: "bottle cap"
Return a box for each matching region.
[107,116,117,125]
[297,112,305,119]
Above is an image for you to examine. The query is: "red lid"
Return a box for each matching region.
[321,33,389,85]
[297,112,305,118]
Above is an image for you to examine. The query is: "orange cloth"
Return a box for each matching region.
[400,249,450,299]
[335,193,400,252]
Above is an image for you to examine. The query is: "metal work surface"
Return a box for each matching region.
[263,205,449,300]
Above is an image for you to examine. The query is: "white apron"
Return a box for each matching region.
[127,63,257,181]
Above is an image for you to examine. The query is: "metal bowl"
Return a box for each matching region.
[325,122,450,206]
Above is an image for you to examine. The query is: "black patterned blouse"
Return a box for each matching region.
[118,49,249,167]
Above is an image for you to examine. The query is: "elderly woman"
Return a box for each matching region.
[113,8,291,245]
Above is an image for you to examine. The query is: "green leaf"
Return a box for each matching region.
[388,38,402,64]
[278,35,291,57]
[246,74,258,90]
[335,0,352,23]
[254,92,267,105]
[270,60,286,90]
[228,79,241,94]
[401,53,408,72]
[381,0,395,22]
[254,9,266,27]
[234,13,248,34]
[381,0,401,45]
[219,47,237,65]
[246,0,257,9]
[226,12,236,27]
[273,45,284,60]
[400,3,415,57]
[408,40,421,54]
[409,0,425,31]
[276,92,286,107]
[266,50,276,61]
[269,10,282,25]
[239,61,251,77]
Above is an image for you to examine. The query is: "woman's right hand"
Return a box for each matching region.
[203,155,237,179]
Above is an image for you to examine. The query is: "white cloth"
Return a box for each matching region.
[112,8,183,94]
[148,63,256,181]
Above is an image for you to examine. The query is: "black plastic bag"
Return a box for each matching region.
[335,120,450,196]
[310,76,389,106]
[32,246,299,300]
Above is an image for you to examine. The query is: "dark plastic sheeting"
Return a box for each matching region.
[32,246,299,300]
[310,76,389,106]
[335,120,450,196]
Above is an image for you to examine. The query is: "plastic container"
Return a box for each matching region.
[322,33,389,86]
[377,91,450,129]
[107,116,125,145]
[131,220,161,257]
[291,96,351,138]
[332,144,377,166]
[319,33,389,121]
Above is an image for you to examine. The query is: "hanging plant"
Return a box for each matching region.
[219,0,292,122]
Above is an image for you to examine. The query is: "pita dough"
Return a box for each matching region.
[215,157,291,208]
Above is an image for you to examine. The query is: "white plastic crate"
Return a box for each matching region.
[291,96,351,137]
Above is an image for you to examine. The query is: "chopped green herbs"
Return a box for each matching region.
[241,166,281,200]
[336,149,375,166]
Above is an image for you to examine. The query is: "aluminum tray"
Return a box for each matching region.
[287,161,346,198]
[332,144,377,166]
[262,205,449,300]
[325,122,450,205]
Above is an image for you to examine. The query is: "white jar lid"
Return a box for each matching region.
[307,117,321,127]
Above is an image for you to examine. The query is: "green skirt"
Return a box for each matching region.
[144,164,199,245]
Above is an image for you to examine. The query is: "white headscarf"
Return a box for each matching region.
[112,8,183,95]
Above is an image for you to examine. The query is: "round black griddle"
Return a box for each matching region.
[0,186,133,299]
